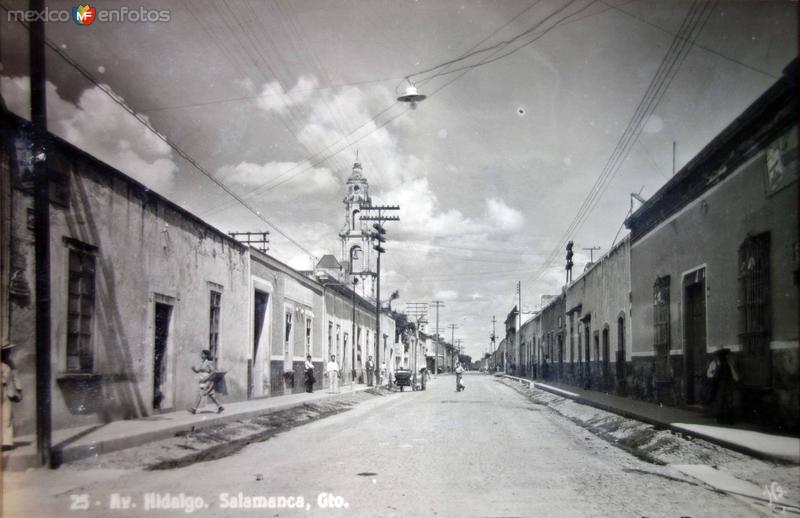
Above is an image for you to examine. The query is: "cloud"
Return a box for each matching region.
[1,76,177,193]
[435,290,459,301]
[254,75,319,114]
[485,197,525,231]
[220,160,337,194]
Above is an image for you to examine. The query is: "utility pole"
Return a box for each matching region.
[430,300,444,376]
[582,246,601,263]
[351,278,358,385]
[490,315,497,371]
[360,205,399,388]
[516,281,521,376]
[405,302,427,374]
[30,0,51,469]
[228,231,270,253]
[448,324,458,370]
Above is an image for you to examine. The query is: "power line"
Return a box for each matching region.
[203,0,616,215]
[522,0,715,289]
[0,3,318,262]
[600,0,778,80]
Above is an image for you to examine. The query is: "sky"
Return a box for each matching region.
[1,0,796,360]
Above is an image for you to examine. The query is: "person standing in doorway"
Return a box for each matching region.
[189,349,224,414]
[2,342,22,451]
[366,356,375,387]
[304,354,315,393]
[326,354,341,394]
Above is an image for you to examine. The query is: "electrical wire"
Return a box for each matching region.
[0,2,319,262]
[522,0,716,289]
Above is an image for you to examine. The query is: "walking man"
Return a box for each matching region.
[366,355,375,386]
[190,349,224,414]
[455,362,465,392]
[326,354,341,394]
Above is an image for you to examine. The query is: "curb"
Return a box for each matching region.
[3,387,376,471]
[499,374,799,465]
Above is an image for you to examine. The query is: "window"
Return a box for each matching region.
[328,321,333,360]
[739,232,771,386]
[284,310,293,358]
[653,276,671,380]
[616,314,625,381]
[209,291,221,363]
[66,248,96,372]
[335,324,341,361]
[305,317,313,356]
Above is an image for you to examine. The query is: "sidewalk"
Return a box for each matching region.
[499,374,800,464]
[2,384,373,471]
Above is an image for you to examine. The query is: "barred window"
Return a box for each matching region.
[653,276,671,380]
[209,291,221,362]
[67,249,96,372]
[738,232,771,387]
[306,317,313,356]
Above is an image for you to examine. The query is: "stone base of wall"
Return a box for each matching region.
[528,349,799,434]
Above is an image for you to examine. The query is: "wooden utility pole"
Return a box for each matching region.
[429,300,444,376]
[30,0,52,469]
[359,205,399,387]
[583,246,601,263]
[448,324,458,370]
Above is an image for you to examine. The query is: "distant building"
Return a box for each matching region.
[339,161,376,299]
[564,238,630,392]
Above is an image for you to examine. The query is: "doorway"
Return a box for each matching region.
[602,326,610,390]
[153,302,173,411]
[249,290,268,399]
[583,320,591,387]
[684,271,707,405]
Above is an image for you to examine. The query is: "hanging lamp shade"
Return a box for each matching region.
[397,85,427,105]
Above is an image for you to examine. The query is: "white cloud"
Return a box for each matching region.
[435,289,458,301]
[2,76,177,193]
[255,75,318,114]
[220,161,337,194]
[484,197,525,232]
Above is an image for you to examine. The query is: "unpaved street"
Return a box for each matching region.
[4,374,764,517]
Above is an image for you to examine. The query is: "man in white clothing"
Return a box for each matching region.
[326,355,341,394]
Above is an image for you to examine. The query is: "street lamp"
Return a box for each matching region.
[397,83,427,109]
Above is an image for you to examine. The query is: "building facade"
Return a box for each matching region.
[564,238,631,392]
[2,112,251,434]
[625,63,798,430]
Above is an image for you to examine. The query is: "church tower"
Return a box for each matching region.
[339,160,374,298]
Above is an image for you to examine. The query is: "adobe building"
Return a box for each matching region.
[624,60,798,431]
[564,238,631,393]
[1,111,250,434]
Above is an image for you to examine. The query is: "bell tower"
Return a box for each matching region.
[339,160,374,297]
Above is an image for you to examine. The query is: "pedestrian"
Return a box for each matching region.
[704,348,739,424]
[304,354,315,393]
[189,349,224,414]
[2,342,22,451]
[326,354,341,394]
[543,356,550,381]
[455,362,465,392]
[366,355,375,386]
[419,366,428,390]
